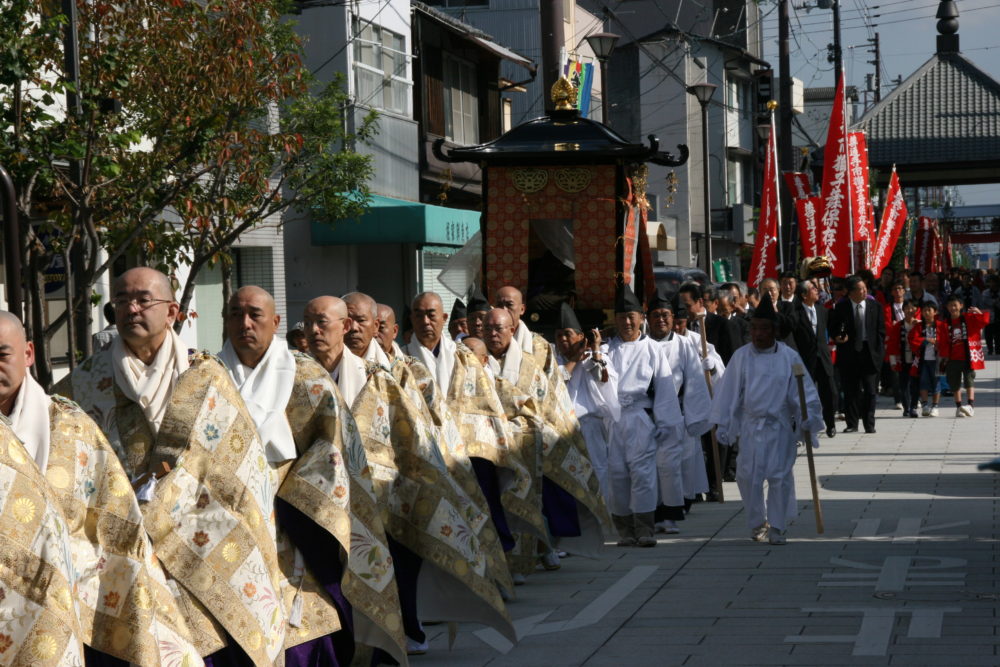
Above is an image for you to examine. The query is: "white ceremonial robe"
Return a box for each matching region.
[653,333,712,500]
[604,335,684,515]
[556,351,620,502]
[709,342,824,531]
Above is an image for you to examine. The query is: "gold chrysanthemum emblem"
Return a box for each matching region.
[33,634,58,659]
[12,497,35,523]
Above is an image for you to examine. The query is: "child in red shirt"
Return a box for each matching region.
[908,301,945,417]
[939,295,989,417]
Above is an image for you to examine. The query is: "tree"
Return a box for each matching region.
[0,0,376,387]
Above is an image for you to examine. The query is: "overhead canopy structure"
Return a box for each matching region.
[853,1,1000,189]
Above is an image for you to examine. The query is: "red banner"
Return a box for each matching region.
[748,120,780,288]
[870,169,907,278]
[913,217,939,275]
[796,196,822,258]
[818,75,854,276]
[783,172,812,200]
[848,132,871,247]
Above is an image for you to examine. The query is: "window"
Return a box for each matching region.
[422,0,489,6]
[443,54,479,145]
[352,17,411,116]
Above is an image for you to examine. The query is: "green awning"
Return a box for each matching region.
[311,194,481,246]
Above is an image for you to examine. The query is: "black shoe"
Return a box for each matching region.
[722,473,736,483]
[843,426,859,433]
[864,427,876,434]
[826,426,836,438]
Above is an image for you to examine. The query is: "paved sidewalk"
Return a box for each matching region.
[417,360,1000,666]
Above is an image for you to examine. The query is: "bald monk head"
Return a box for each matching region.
[410,292,447,350]
[494,286,526,328]
[483,308,514,359]
[226,286,279,368]
[0,312,33,416]
[376,304,398,357]
[342,292,379,357]
[112,267,180,364]
[303,296,350,372]
[462,336,489,367]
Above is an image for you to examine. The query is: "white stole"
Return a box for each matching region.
[9,374,52,472]
[487,342,522,385]
[219,337,297,463]
[512,320,534,355]
[363,338,392,369]
[111,328,189,434]
[404,335,456,396]
[334,350,368,408]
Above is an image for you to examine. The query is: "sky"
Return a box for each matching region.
[760,0,1000,207]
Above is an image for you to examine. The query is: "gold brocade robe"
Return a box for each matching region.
[440,346,547,545]
[388,353,513,594]
[494,349,611,558]
[43,397,200,665]
[277,354,407,664]
[351,364,516,643]
[58,352,289,665]
[0,420,86,666]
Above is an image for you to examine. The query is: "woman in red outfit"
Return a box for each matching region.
[938,294,990,417]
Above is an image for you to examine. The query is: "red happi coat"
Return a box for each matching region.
[907,318,947,377]
[937,312,990,370]
[886,316,922,372]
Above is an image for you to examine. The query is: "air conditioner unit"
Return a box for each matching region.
[731,204,756,244]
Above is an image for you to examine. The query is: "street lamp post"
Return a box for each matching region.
[687,83,717,277]
[585,32,620,125]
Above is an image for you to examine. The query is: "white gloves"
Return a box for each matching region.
[702,358,714,372]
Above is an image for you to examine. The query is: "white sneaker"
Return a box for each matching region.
[956,406,966,418]
[540,550,561,570]
[961,404,974,417]
[661,520,680,534]
[751,523,770,542]
[930,406,939,417]
[654,520,669,534]
[406,637,429,655]
[895,402,904,411]
[921,405,931,417]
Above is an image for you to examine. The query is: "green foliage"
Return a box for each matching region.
[0,0,377,378]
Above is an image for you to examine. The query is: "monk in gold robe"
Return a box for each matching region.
[55,268,290,665]
[332,291,515,656]
[484,309,611,575]
[219,287,406,665]
[0,312,200,665]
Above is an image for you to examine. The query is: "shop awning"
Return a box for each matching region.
[311,195,481,246]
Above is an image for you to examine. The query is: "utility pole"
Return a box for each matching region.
[868,33,881,102]
[778,0,794,269]
[539,1,566,113]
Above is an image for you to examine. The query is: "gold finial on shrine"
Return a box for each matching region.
[551,76,578,111]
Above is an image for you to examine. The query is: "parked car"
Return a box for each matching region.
[653,265,710,299]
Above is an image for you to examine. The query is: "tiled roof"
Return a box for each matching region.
[853,52,1000,168]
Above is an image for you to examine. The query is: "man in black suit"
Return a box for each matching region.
[829,276,886,434]
[679,282,737,364]
[778,279,838,438]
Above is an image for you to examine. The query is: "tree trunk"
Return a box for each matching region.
[221,253,233,343]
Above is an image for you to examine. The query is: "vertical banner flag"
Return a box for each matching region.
[748,114,780,287]
[783,172,812,200]
[564,59,594,118]
[848,132,873,260]
[818,73,854,276]
[870,168,907,278]
[913,217,938,275]
[796,196,823,258]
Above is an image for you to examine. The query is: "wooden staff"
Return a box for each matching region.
[792,363,824,534]
[697,314,725,503]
